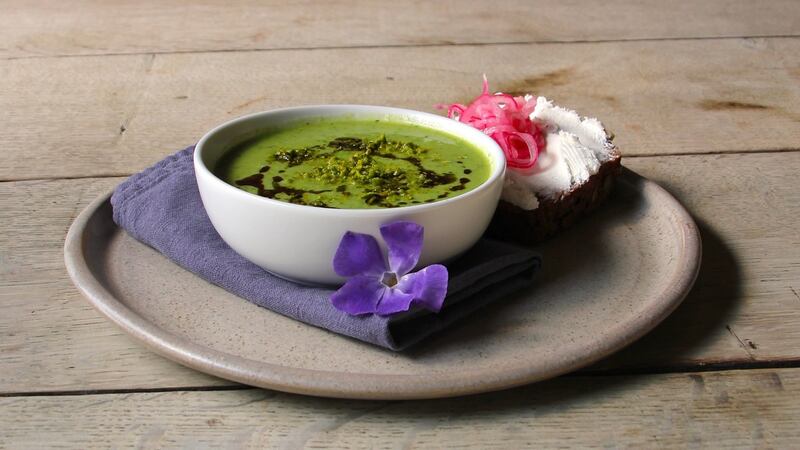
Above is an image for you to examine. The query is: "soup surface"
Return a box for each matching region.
[215,118,492,209]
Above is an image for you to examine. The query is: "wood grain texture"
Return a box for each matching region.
[3,37,800,181]
[1,152,798,393]
[0,176,228,392]
[602,152,800,371]
[3,0,800,59]
[2,2,798,446]
[1,368,799,448]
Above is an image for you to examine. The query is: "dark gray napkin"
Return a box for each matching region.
[111,147,541,350]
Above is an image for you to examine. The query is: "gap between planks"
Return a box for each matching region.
[2,360,799,399]
[5,33,800,62]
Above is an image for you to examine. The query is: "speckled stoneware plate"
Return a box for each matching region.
[64,169,700,400]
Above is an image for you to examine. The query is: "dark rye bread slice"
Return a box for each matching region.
[487,150,622,245]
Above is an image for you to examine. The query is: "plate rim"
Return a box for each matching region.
[64,170,701,400]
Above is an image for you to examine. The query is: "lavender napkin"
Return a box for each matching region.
[111,147,541,350]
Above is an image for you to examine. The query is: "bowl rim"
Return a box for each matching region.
[193,104,507,215]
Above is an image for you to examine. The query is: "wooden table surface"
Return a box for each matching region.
[2,1,799,447]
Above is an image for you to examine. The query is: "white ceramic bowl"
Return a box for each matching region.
[194,105,506,285]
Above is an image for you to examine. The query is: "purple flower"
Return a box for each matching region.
[331,221,449,316]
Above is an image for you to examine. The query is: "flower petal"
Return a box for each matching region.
[396,264,449,313]
[330,275,386,315]
[332,231,386,277]
[376,288,416,316]
[380,221,423,276]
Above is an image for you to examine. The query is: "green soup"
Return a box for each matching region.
[215,118,492,209]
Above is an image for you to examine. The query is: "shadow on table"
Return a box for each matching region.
[404,218,740,413]
[587,216,743,372]
[403,220,739,412]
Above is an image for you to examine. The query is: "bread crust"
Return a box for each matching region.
[487,151,622,244]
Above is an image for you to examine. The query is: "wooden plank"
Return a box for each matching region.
[3,37,800,181]
[1,368,799,448]
[1,151,798,393]
[3,0,800,59]
[0,176,229,392]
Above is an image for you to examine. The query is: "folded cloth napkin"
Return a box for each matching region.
[111,147,542,351]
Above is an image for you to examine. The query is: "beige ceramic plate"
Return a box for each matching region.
[64,169,700,400]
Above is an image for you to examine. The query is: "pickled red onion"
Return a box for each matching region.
[437,76,545,169]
